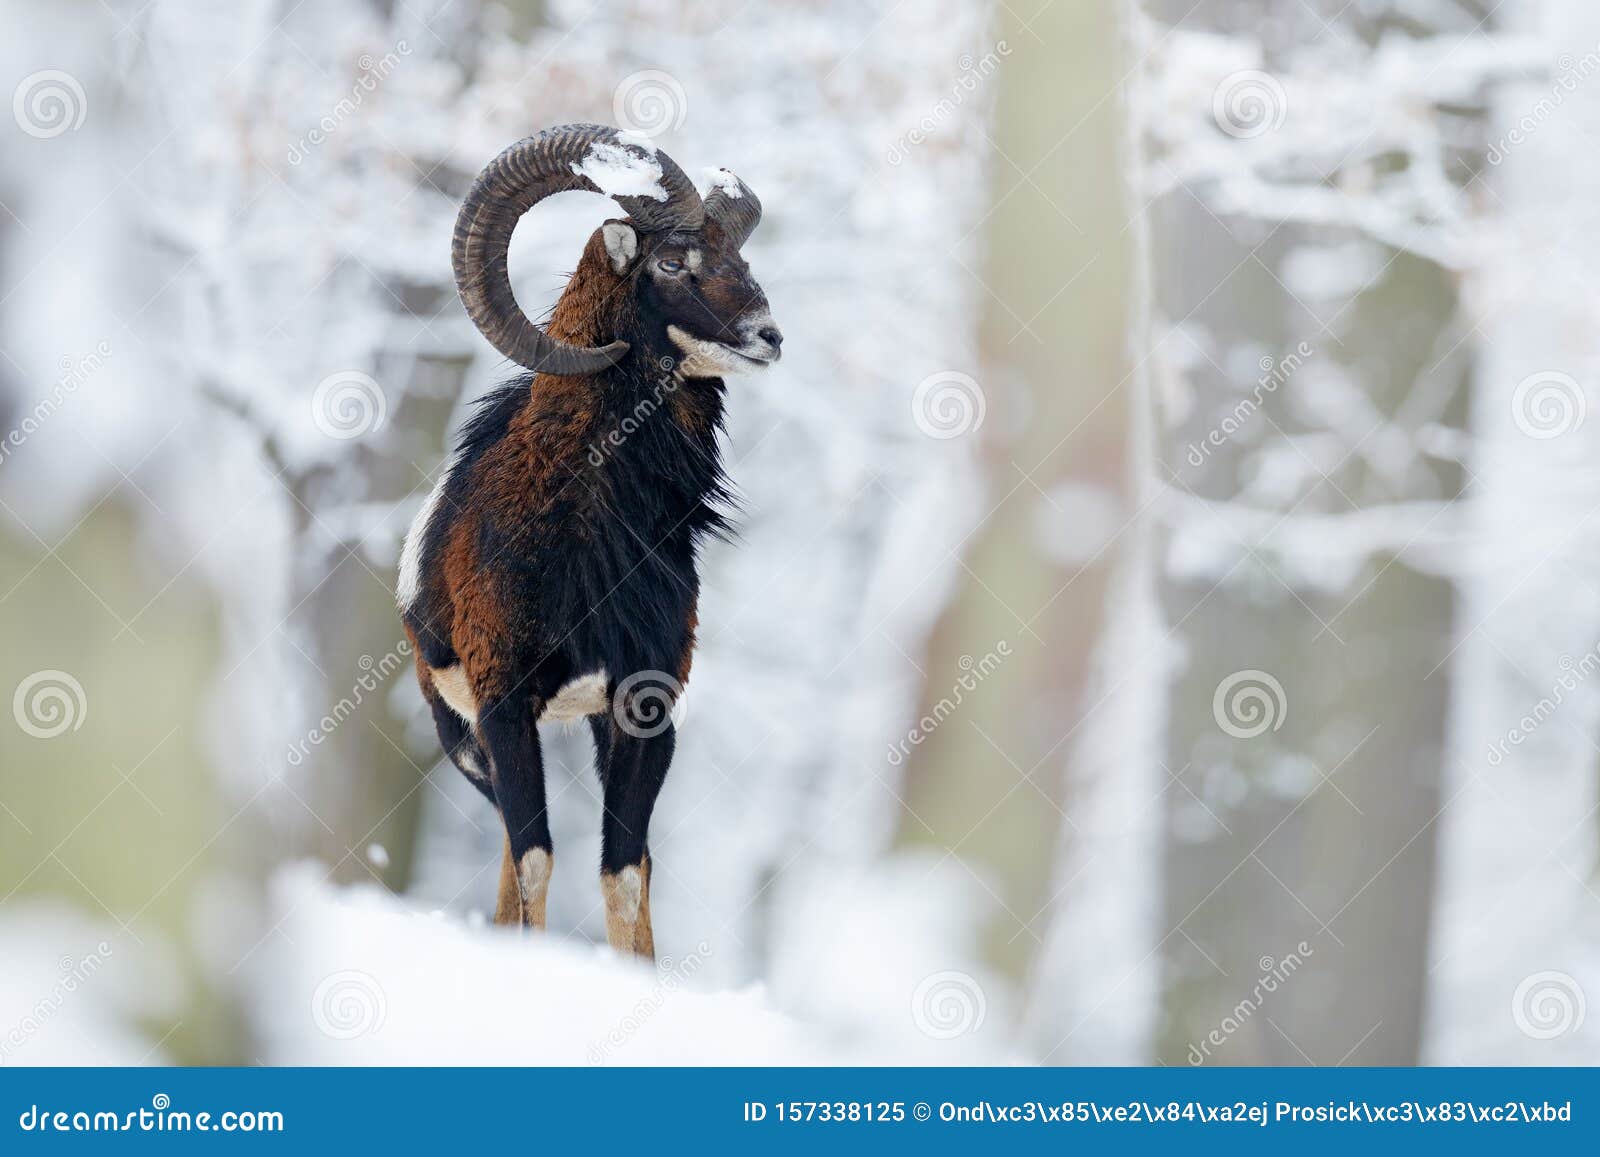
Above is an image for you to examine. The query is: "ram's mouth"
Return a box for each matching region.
[667,326,779,377]
[724,345,778,368]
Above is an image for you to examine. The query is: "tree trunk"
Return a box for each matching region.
[1144,0,1484,1064]
[897,0,1134,984]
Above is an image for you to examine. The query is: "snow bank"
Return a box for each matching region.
[255,861,1019,1065]
[0,903,175,1066]
[256,864,825,1064]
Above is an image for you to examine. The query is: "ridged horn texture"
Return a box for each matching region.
[703,170,762,250]
[452,123,705,375]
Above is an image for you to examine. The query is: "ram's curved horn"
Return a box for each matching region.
[453,124,705,375]
[702,169,761,250]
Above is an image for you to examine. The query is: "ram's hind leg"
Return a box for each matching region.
[479,694,553,930]
[493,834,521,925]
[418,682,514,923]
[425,689,494,803]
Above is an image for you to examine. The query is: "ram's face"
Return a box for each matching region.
[602,220,782,377]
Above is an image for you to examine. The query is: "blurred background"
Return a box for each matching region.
[0,0,1596,1065]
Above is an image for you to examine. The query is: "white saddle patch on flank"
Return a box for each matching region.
[541,669,610,722]
[429,664,610,726]
[431,663,477,724]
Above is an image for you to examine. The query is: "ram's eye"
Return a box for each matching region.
[657,259,685,274]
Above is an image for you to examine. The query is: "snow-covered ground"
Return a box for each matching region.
[253,862,1014,1065]
[0,905,177,1066]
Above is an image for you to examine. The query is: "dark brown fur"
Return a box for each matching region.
[403,214,777,959]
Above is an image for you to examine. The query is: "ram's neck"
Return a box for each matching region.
[598,383,734,547]
[537,239,731,541]
[547,254,633,352]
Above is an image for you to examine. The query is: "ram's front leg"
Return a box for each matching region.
[479,693,554,930]
[593,711,673,960]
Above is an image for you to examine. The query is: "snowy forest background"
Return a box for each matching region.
[0,0,1596,1065]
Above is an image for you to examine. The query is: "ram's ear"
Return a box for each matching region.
[601,221,640,274]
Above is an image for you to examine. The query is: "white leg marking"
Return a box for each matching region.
[609,865,643,924]
[455,746,487,783]
[517,848,552,901]
[431,663,478,724]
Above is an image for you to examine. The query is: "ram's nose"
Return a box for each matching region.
[746,318,783,362]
